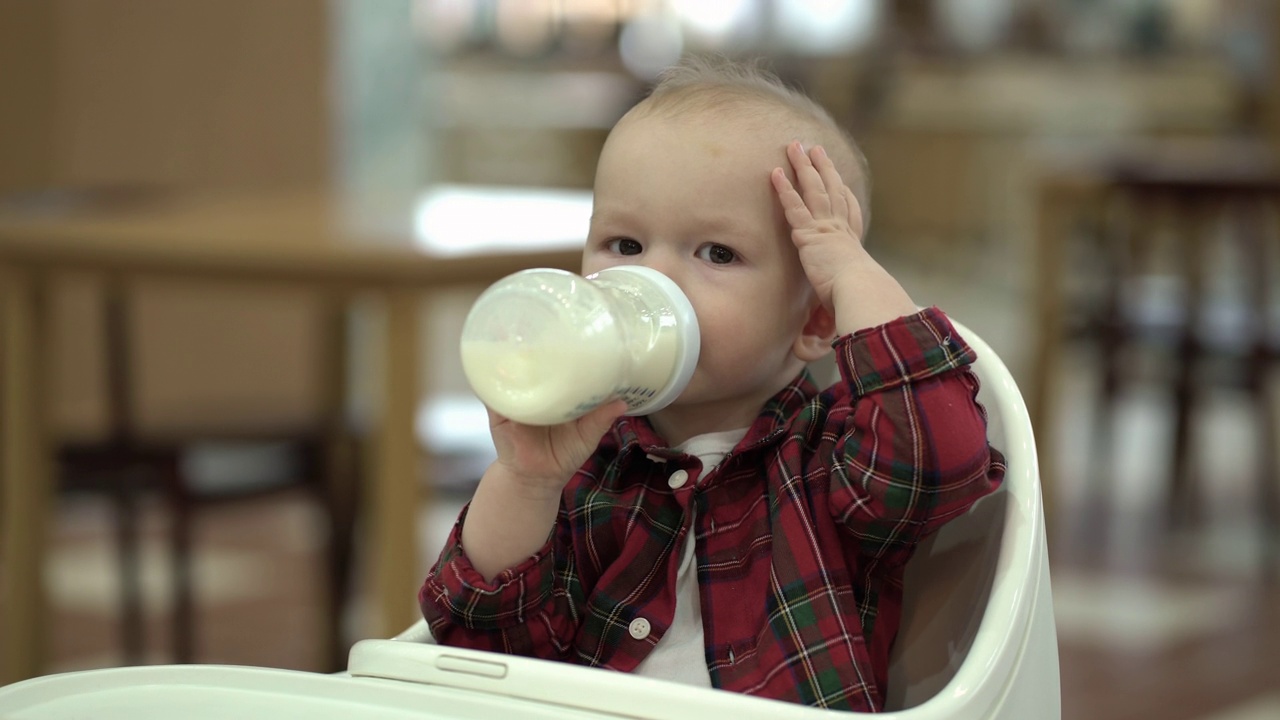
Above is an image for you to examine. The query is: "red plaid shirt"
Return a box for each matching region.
[420,307,1005,712]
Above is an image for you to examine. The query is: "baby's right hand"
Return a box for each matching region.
[461,400,627,581]
[486,399,628,495]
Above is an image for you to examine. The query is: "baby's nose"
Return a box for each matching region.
[645,265,688,299]
[637,251,682,286]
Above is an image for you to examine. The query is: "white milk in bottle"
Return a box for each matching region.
[459,266,699,426]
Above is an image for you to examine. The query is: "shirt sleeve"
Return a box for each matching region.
[826,306,1005,566]
[418,504,581,659]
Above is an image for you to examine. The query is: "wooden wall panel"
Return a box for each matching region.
[0,2,58,193]
[49,0,333,189]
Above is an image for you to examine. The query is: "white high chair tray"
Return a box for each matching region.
[0,662,623,720]
[347,638,851,719]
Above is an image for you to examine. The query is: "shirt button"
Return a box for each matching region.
[628,617,651,640]
[667,469,689,489]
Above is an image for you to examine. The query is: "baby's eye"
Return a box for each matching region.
[696,244,737,264]
[607,237,643,256]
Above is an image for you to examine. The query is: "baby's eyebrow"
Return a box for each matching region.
[590,208,758,242]
[589,208,640,226]
[689,214,757,239]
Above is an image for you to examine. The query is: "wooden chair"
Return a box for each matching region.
[1084,145,1280,575]
[50,271,360,670]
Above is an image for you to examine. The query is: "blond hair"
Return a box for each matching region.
[630,55,872,232]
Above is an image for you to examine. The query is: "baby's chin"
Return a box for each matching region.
[656,384,761,422]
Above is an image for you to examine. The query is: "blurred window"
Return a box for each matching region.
[775,0,883,55]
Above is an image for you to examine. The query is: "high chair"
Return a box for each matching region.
[367,318,1060,719]
[0,320,1060,719]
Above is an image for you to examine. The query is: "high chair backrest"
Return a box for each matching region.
[881,318,1061,718]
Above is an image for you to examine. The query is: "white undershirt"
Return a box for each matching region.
[632,427,749,687]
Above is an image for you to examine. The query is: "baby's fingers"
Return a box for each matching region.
[785,141,833,218]
[809,145,849,222]
[771,167,814,231]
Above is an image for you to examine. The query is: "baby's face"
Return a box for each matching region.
[583,110,819,428]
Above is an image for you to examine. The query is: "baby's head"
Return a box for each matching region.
[583,56,867,439]
[632,57,870,235]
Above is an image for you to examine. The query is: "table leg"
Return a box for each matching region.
[320,292,357,670]
[370,289,423,638]
[1,269,52,684]
[1029,186,1072,536]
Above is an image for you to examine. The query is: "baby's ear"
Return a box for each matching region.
[794,302,836,363]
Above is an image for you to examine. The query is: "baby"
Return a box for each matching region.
[420,56,1005,712]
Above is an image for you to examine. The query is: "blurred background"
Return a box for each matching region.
[1,1,1278,718]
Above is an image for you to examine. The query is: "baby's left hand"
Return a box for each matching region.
[770,141,864,310]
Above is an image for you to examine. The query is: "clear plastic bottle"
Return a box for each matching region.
[459,265,700,426]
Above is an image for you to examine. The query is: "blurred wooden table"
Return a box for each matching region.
[0,186,586,683]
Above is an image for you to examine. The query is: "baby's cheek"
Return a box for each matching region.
[580,254,615,276]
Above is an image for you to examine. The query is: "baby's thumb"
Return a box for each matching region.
[575,399,628,444]
[844,185,865,244]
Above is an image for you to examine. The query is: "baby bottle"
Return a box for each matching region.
[459,265,700,426]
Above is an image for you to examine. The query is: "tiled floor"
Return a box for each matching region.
[22,243,1280,717]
